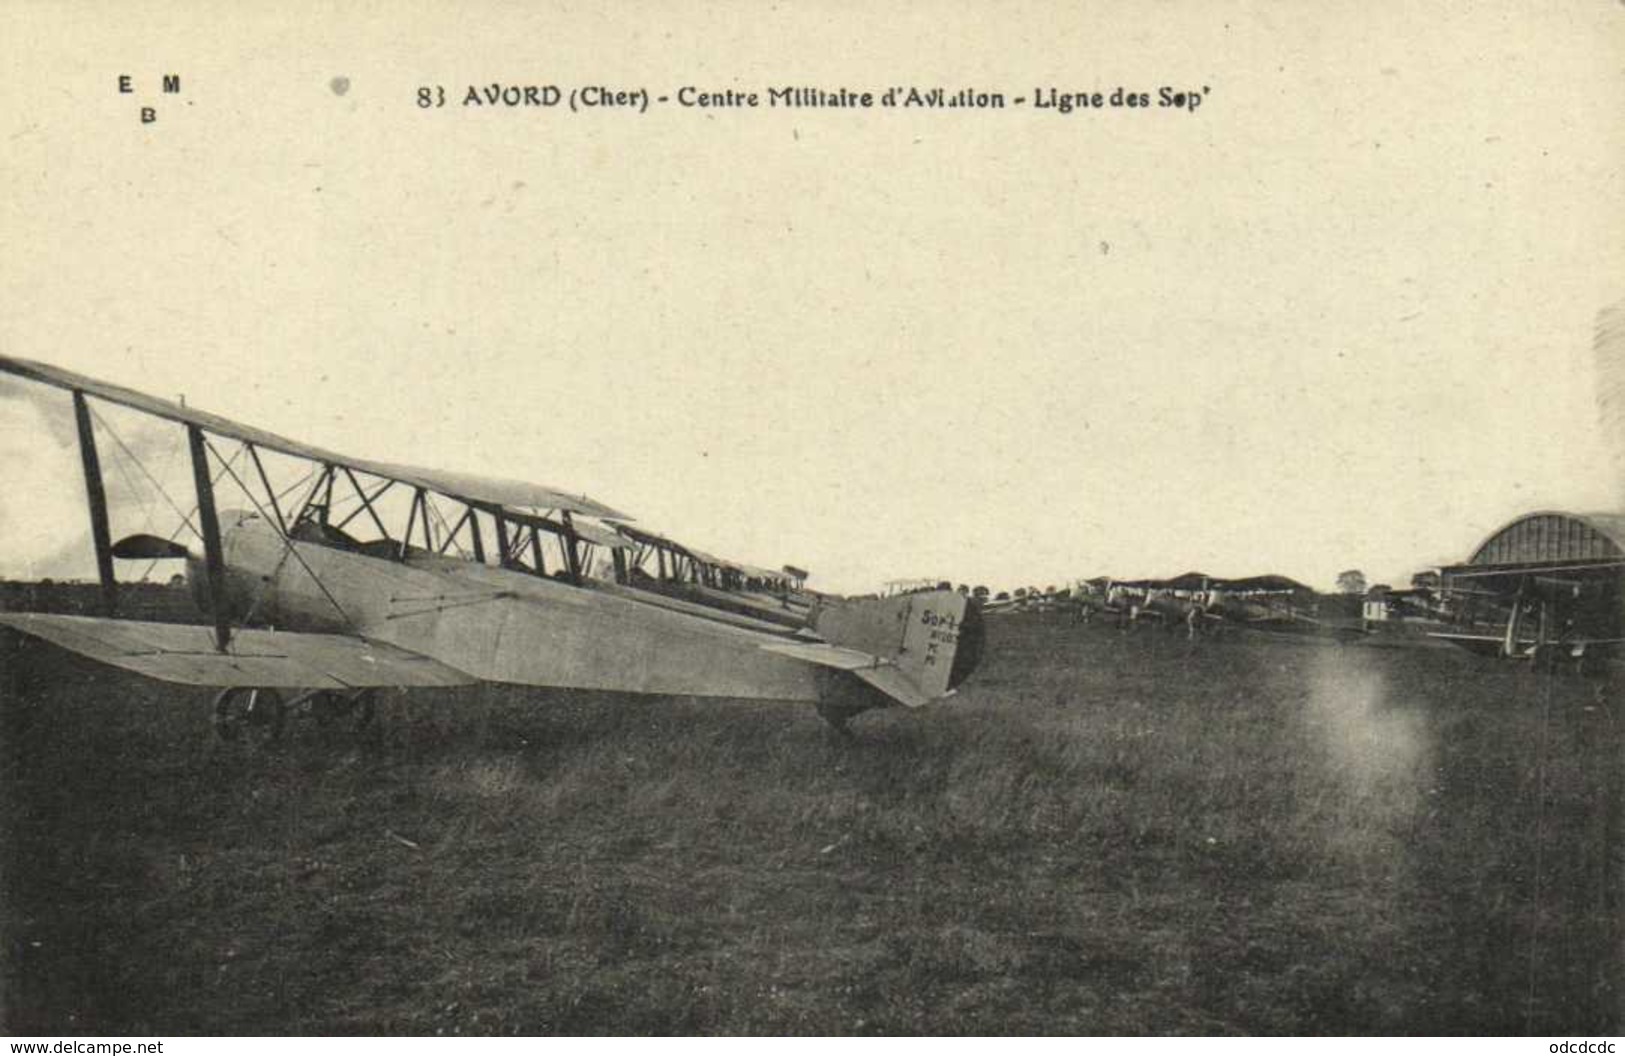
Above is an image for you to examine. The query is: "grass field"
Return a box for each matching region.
[1,614,1620,1035]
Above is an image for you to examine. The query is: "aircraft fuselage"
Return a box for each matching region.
[206,512,828,701]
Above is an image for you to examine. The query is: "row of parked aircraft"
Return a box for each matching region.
[1076,573,1350,633]
[981,573,1342,635]
[987,568,1623,670]
[0,357,985,738]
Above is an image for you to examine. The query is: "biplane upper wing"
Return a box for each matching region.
[0,355,629,520]
[562,519,635,550]
[498,510,633,550]
[1221,574,1315,594]
[613,523,691,554]
[0,613,476,689]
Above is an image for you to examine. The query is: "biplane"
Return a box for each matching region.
[1134,572,1212,626]
[1426,566,1625,671]
[606,523,811,631]
[1069,573,1362,638]
[0,357,983,736]
[1052,574,1205,629]
[980,585,1071,615]
[1197,575,1329,629]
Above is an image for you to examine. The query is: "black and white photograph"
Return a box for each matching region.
[1,0,1621,1038]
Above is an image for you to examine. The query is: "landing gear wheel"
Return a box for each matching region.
[213,687,286,744]
[815,698,859,740]
[814,673,884,739]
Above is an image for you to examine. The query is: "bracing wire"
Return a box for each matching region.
[90,405,204,541]
[205,438,356,635]
[89,405,243,580]
[136,464,312,584]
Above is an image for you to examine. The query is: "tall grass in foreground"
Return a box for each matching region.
[2,619,1620,1034]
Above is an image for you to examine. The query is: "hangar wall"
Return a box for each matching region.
[1467,511,1625,567]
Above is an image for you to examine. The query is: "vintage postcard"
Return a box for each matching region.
[1,0,1621,1039]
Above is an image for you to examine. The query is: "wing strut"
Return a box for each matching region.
[493,509,512,569]
[71,391,117,616]
[467,507,486,563]
[561,510,583,583]
[187,423,231,652]
[529,524,547,575]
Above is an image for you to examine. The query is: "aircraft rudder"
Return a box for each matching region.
[812,588,984,706]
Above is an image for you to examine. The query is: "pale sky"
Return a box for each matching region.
[2,1,1622,594]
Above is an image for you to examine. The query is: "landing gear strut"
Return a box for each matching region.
[212,686,379,743]
[309,688,378,733]
[213,686,285,744]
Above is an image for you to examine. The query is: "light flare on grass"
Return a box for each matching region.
[1299,648,1434,863]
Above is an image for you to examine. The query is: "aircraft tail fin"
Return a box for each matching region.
[810,589,984,709]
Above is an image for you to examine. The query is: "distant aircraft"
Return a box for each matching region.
[1134,572,1212,628]
[1427,569,1624,671]
[882,578,952,598]
[980,584,1073,615]
[600,522,811,631]
[1073,573,1364,639]
[0,357,983,736]
[1196,575,1335,631]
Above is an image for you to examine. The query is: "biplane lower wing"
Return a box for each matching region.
[1424,632,1506,657]
[758,641,936,709]
[1428,630,1625,660]
[0,613,476,689]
